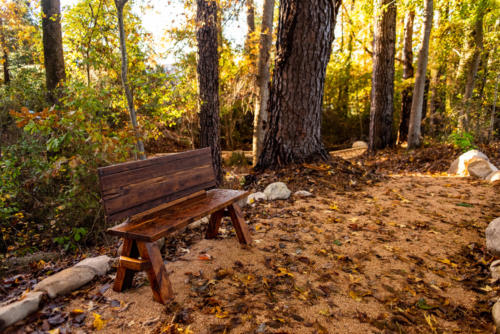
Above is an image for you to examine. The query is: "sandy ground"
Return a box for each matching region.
[56,172,500,334]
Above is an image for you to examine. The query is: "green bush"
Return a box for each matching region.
[448,131,477,152]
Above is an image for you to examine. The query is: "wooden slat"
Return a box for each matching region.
[102,164,214,215]
[108,189,249,242]
[119,256,151,271]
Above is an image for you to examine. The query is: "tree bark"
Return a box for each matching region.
[252,0,275,165]
[0,18,10,85]
[397,10,414,144]
[368,0,397,151]
[245,0,255,48]
[114,0,146,160]
[489,74,499,142]
[456,0,487,131]
[255,0,341,169]
[196,0,223,185]
[41,0,66,104]
[407,0,433,149]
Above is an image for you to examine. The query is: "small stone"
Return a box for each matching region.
[279,243,286,249]
[487,171,500,185]
[493,300,500,334]
[34,266,96,298]
[467,159,498,179]
[247,192,267,205]
[264,182,291,200]
[486,218,500,256]
[0,291,44,329]
[352,141,368,149]
[189,217,209,229]
[294,190,313,198]
[491,260,500,282]
[448,150,489,176]
[237,197,248,208]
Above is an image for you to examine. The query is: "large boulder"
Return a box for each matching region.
[486,217,500,256]
[467,159,498,179]
[75,255,112,276]
[0,291,44,329]
[264,182,291,200]
[487,171,500,185]
[352,141,368,149]
[448,150,489,176]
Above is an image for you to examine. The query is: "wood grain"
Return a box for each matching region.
[206,209,224,239]
[228,203,252,245]
[113,239,139,292]
[137,241,173,304]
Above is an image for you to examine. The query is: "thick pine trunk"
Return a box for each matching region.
[196,0,223,185]
[41,0,65,104]
[397,10,414,144]
[256,0,341,169]
[407,0,433,149]
[368,0,397,151]
[245,0,255,46]
[252,0,275,165]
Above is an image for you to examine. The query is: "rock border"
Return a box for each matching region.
[0,255,113,330]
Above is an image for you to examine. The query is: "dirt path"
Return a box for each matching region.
[56,172,499,334]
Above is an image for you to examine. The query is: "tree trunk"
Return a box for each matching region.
[397,10,414,144]
[368,0,397,151]
[255,0,341,169]
[41,0,66,104]
[114,0,145,160]
[456,0,487,131]
[407,0,433,149]
[197,0,223,185]
[489,74,499,142]
[0,18,10,85]
[252,0,275,165]
[245,0,255,49]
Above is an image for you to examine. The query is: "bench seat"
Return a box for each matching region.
[108,189,249,242]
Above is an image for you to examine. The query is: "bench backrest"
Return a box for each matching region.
[98,147,216,223]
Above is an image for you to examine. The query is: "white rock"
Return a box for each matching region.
[294,190,313,198]
[467,159,498,179]
[448,150,489,176]
[487,171,500,185]
[352,141,368,149]
[247,192,268,205]
[0,291,44,329]
[189,217,209,229]
[264,182,291,201]
[491,260,500,282]
[75,255,112,276]
[486,218,500,256]
[237,197,248,208]
[493,300,500,334]
[34,266,96,298]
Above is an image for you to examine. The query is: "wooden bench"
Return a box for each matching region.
[98,147,251,304]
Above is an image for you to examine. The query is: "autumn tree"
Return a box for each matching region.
[252,0,275,165]
[41,0,65,103]
[256,0,341,169]
[397,10,414,144]
[197,0,222,184]
[407,0,433,148]
[114,0,145,159]
[368,0,397,151]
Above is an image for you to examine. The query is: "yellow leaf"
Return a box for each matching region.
[49,329,60,334]
[71,308,85,315]
[277,267,294,277]
[349,290,362,302]
[92,313,106,330]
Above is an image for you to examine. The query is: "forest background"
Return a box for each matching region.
[0,0,498,254]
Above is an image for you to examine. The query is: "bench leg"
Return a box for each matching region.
[113,239,139,292]
[228,203,252,245]
[137,241,173,304]
[206,209,224,239]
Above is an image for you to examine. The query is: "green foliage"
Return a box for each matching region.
[226,151,249,167]
[448,131,477,152]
